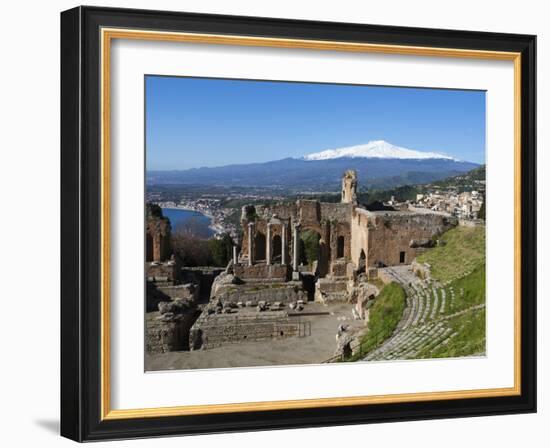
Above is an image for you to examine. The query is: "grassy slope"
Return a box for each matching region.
[416,225,486,358]
[416,225,486,283]
[425,308,486,359]
[348,283,406,361]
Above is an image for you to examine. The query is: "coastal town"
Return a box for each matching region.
[146,166,485,246]
[413,189,484,220]
[151,198,237,239]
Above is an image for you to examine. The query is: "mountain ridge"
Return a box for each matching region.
[303,140,459,162]
[147,157,479,191]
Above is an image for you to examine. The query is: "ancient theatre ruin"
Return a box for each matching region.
[145,170,457,362]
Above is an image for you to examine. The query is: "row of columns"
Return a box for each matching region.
[240,222,298,268]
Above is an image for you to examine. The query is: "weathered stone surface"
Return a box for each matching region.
[351,207,456,270]
[411,260,431,281]
[334,332,353,358]
[409,238,436,249]
[190,311,303,349]
[146,204,171,262]
[351,281,379,319]
[146,311,197,354]
[314,278,349,303]
[158,298,193,315]
[213,282,305,305]
[210,272,238,297]
[233,263,289,282]
[145,261,178,284]
[156,282,198,302]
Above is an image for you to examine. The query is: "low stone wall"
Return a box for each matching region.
[329,260,350,278]
[190,312,304,349]
[315,278,349,303]
[233,263,289,281]
[367,267,379,280]
[147,282,199,312]
[145,311,198,354]
[213,282,306,305]
[156,283,199,301]
[458,219,485,228]
[145,261,178,283]
[352,282,379,319]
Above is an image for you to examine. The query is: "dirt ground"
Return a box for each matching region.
[145,302,365,371]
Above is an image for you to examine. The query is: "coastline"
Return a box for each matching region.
[161,205,223,237]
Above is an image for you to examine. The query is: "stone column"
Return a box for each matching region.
[281,224,287,265]
[292,223,300,271]
[153,235,161,262]
[266,223,272,265]
[248,222,254,266]
[232,245,238,264]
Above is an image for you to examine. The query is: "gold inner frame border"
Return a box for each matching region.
[99,27,522,421]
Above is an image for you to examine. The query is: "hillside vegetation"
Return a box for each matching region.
[416,225,486,283]
[347,282,406,361]
[415,225,486,358]
[351,225,487,362]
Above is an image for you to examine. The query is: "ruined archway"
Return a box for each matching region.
[254,232,266,261]
[358,249,366,274]
[300,229,320,267]
[337,235,345,258]
[272,234,282,263]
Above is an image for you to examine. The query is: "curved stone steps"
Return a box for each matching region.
[362,266,480,362]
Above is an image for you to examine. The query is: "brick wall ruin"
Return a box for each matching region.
[190,312,307,349]
[351,208,457,268]
[146,205,172,262]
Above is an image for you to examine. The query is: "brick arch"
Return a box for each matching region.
[272,234,282,262]
[337,235,345,258]
[254,231,266,261]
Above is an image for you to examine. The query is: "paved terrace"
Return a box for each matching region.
[145,302,364,371]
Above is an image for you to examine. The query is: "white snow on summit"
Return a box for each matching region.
[303,140,458,161]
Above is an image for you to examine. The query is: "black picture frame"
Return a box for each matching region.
[61,5,536,442]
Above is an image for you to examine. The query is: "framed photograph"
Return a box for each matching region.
[60,6,536,441]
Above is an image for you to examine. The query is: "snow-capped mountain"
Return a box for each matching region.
[147,140,478,190]
[303,140,458,162]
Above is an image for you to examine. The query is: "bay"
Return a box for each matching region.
[161,208,214,238]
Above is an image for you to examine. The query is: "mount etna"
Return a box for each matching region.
[146,140,479,190]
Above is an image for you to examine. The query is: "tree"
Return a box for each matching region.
[300,230,320,265]
[146,202,163,218]
[208,233,234,267]
[171,233,212,267]
[174,216,211,239]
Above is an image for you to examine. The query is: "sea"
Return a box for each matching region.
[161,208,214,238]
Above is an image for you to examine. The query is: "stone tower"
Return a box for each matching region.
[341,170,358,204]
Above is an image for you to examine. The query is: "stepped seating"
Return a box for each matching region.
[363,266,480,362]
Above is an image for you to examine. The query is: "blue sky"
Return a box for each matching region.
[146,76,486,170]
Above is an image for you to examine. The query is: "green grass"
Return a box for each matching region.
[417,308,486,359]
[416,225,486,283]
[347,282,406,361]
[442,263,486,315]
[412,259,486,359]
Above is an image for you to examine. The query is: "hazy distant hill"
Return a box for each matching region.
[147,157,479,190]
[147,140,479,190]
[429,165,486,190]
